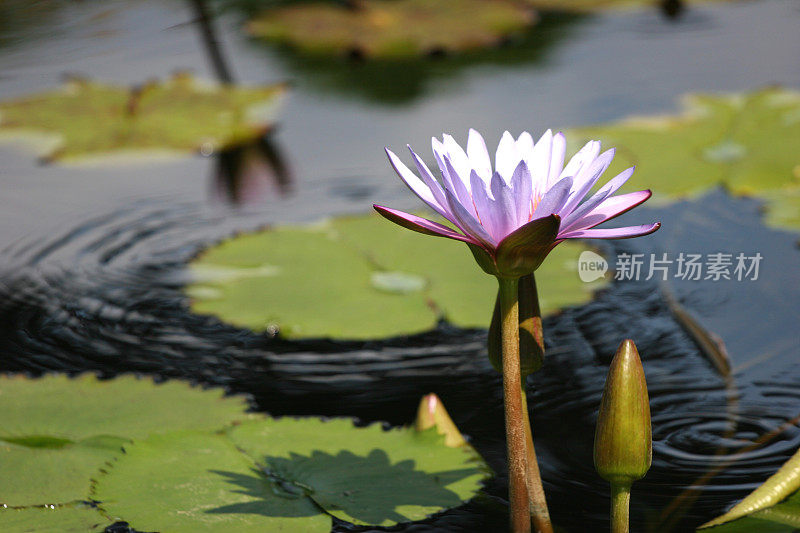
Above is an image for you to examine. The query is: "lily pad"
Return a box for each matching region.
[246,0,538,59]
[0,374,251,507]
[0,73,287,162]
[187,212,604,339]
[0,504,110,533]
[698,446,800,531]
[525,0,727,12]
[571,88,800,230]
[94,418,487,531]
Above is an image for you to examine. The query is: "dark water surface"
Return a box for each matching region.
[0,1,799,531]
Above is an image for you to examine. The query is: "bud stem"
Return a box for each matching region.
[611,482,632,533]
[498,276,531,533]
[520,384,553,533]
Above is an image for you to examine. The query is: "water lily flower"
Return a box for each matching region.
[374,129,659,278]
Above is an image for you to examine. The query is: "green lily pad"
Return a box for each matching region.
[187,212,604,339]
[94,430,330,533]
[570,88,800,230]
[525,0,727,12]
[0,374,252,507]
[0,73,287,163]
[94,418,487,531]
[698,446,800,531]
[229,417,487,525]
[0,504,110,533]
[246,0,538,59]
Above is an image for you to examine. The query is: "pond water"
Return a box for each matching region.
[0,1,798,531]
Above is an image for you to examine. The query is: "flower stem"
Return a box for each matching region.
[520,386,553,533]
[611,482,632,533]
[498,276,531,533]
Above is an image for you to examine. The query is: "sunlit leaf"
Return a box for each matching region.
[94,417,488,530]
[246,0,538,59]
[0,504,110,533]
[571,88,800,230]
[0,74,287,162]
[698,447,800,531]
[0,374,252,507]
[187,212,604,339]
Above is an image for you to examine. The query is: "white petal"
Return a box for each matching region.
[407,146,449,217]
[467,129,492,181]
[495,131,519,183]
[558,148,615,217]
[527,129,552,199]
[516,132,534,156]
[561,140,600,180]
[547,131,567,189]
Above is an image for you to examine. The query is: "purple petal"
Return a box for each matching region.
[558,148,615,217]
[561,190,652,233]
[532,176,573,220]
[443,155,477,217]
[407,146,449,217]
[547,132,566,189]
[443,187,496,247]
[559,223,661,240]
[373,205,477,244]
[490,170,516,239]
[470,170,499,240]
[510,160,533,226]
[432,137,457,193]
[442,134,472,189]
[467,129,492,180]
[561,140,600,180]
[560,166,635,229]
[385,148,446,217]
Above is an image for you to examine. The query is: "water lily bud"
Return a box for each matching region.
[414,393,466,448]
[594,339,652,484]
[488,274,544,376]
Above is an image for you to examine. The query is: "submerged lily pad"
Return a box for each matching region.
[0,374,251,507]
[0,73,287,162]
[0,504,110,533]
[94,418,487,531]
[246,0,538,59]
[571,88,800,230]
[698,446,800,531]
[187,212,604,339]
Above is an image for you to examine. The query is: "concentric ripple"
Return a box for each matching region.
[0,192,797,532]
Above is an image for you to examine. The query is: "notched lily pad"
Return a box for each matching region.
[0,73,287,163]
[0,504,111,533]
[94,416,486,531]
[571,87,800,230]
[246,0,538,59]
[187,212,604,339]
[229,417,487,526]
[0,374,251,507]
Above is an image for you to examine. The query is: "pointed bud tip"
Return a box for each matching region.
[414,393,467,448]
[594,339,652,485]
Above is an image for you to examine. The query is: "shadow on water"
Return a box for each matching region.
[238,11,588,106]
[209,449,474,524]
[0,190,797,531]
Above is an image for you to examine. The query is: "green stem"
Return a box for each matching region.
[611,482,632,533]
[498,276,531,533]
